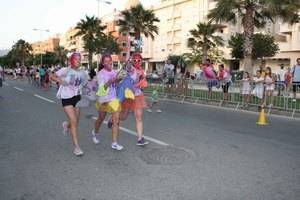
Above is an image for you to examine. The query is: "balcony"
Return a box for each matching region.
[274,34,287,43]
[279,23,292,34]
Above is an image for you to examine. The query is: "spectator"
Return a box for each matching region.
[241,71,251,108]
[284,67,293,96]
[177,57,188,95]
[277,64,286,96]
[291,58,300,101]
[164,59,175,93]
[202,59,217,99]
[252,70,264,109]
[265,67,275,107]
[217,64,231,101]
[259,60,266,78]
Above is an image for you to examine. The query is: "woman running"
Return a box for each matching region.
[119,52,149,146]
[51,52,87,156]
[92,55,123,151]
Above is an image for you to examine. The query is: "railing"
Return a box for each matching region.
[145,77,300,117]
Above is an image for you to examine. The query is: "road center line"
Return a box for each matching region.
[13,87,24,92]
[34,94,55,103]
[92,116,169,146]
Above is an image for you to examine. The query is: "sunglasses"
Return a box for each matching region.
[133,59,142,63]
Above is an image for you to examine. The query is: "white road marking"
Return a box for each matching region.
[34,94,55,103]
[3,82,9,86]
[14,87,24,92]
[92,116,169,146]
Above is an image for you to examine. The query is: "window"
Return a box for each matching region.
[122,42,127,47]
[122,52,127,57]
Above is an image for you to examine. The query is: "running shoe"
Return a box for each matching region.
[147,108,153,113]
[73,146,84,156]
[156,109,162,113]
[292,99,296,102]
[111,143,124,151]
[62,121,69,135]
[107,115,113,129]
[92,130,100,144]
[136,137,149,146]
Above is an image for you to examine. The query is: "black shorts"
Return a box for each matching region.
[222,82,230,93]
[292,82,300,93]
[61,95,81,107]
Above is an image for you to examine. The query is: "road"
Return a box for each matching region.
[0,79,299,200]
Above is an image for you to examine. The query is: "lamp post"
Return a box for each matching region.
[95,0,111,69]
[33,28,50,66]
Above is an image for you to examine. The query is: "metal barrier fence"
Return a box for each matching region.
[145,78,300,117]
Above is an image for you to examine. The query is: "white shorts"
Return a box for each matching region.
[252,87,264,99]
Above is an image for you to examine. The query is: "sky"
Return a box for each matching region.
[0,0,159,50]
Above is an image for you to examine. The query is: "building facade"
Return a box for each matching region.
[31,37,60,55]
[142,0,300,73]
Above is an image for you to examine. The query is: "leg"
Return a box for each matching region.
[111,112,120,143]
[134,109,143,140]
[63,106,80,147]
[94,111,106,133]
[119,108,130,121]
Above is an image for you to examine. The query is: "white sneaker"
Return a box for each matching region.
[156,109,162,113]
[111,143,124,151]
[62,121,69,135]
[292,99,296,102]
[73,146,84,156]
[147,108,152,113]
[92,130,100,144]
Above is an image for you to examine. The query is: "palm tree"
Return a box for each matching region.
[101,34,121,55]
[187,22,223,63]
[75,15,106,67]
[11,39,32,66]
[54,46,68,66]
[208,0,300,73]
[118,4,160,51]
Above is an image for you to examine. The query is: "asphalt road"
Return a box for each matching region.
[0,79,299,200]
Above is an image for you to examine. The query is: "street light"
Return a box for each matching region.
[95,0,111,69]
[33,28,50,66]
[96,0,112,19]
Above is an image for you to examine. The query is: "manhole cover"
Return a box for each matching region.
[140,147,196,166]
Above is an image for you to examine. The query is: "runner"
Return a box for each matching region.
[92,55,123,150]
[119,52,149,146]
[51,52,87,156]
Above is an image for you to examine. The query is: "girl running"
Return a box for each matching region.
[51,52,87,156]
[120,53,149,146]
[92,55,123,151]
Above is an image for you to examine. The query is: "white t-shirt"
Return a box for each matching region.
[56,67,87,99]
[292,64,300,82]
[164,64,175,78]
[277,69,285,81]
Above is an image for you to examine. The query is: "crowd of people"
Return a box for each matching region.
[160,58,300,109]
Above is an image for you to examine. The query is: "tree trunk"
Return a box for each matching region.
[134,32,141,52]
[21,49,25,67]
[243,8,255,74]
[88,51,93,69]
[202,44,208,64]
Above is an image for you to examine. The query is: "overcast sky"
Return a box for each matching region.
[0,0,159,49]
